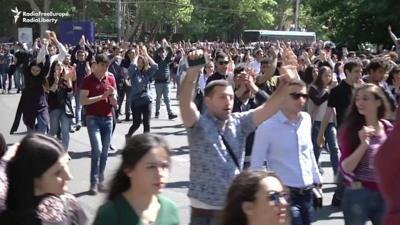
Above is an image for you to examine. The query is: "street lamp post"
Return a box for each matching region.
[117,0,122,41]
[294,0,300,31]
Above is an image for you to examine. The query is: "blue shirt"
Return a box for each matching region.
[128,63,158,104]
[186,110,255,207]
[250,111,322,188]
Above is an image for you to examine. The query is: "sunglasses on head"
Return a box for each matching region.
[218,61,229,65]
[268,191,290,205]
[289,93,309,100]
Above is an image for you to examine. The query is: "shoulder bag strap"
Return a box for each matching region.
[219,132,241,171]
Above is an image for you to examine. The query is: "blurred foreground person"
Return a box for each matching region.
[220,170,289,225]
[0,133,87,225]
[93,134,179,225]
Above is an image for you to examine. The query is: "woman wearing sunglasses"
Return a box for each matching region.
[220,170,289,225]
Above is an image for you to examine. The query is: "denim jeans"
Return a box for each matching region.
[86,116,113,186]
[26,109,49,134]
[342,187,385,225]
[14,67,24,90]
[155,82,172,114]
[311,121,339,175]
[290,190,313,225]
[74,90,82,124]
[49,109,72,150]
[0,65,8,90]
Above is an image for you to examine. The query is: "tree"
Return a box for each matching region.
[303,0,400,48]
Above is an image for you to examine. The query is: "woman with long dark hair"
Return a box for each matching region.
[21,44,50,133]
[309,66,339,175]
[125,46,158,139]
[0,133,87,225]
[93,134,179,225]
[339,83,392,225]
[220,171,289,225]
[47,60,75,150]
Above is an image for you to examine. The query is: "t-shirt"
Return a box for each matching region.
[93,195,179,225]
[327,80,353,128]
[80,73,116,117]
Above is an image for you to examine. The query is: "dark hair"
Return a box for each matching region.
[76,49,86,56]
[107,134,170,200]
[95,54,110,64]
[0,133,6,158]
[214,51,229,62]
[387,65,400,86]
[48,60,64,86]
[314,66,332,90]
[2,134,65,225]
[204,80,231,97]
[344,60,363,76]
[334,61,343,76]
[340,83,390,152]
[303,65,316,84]
[234,65,246,77]
[220,171,284,225]
[366,58,386,73]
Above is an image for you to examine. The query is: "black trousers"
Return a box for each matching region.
[127,103,151,136]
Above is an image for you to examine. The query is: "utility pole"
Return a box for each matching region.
[117,0,122,41]
[294,0,300,31]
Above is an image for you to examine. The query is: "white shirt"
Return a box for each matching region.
[250,111,322,187]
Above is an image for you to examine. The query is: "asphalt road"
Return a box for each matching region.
[0,86,371,225]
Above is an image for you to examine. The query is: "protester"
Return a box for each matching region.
[179,48,293,225]
[220,171,290,225]
[317,60,363,207]
[47,60,75,150]
[0,133,87,225]
[21,41,50,133]
[309,66,339,175]
[375,108,400,225]
[80,54,117,195]
[153,39,178,120]
[126,45,158,139]
[339,83,392,225]
[93,134,179,225]
[251,79,322,225]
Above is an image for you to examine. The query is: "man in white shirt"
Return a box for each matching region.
[250,79,322,225]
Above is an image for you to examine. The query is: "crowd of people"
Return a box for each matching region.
[0,26,400,225]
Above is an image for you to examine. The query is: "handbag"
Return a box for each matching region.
[131,91,151,108]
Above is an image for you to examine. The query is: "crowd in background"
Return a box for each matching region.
[0,26,400,225]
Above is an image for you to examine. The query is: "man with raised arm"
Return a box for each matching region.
[179,48,295,225]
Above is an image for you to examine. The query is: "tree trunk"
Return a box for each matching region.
[25,0,51,36]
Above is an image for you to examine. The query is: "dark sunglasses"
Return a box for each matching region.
[289,93,309,100]
[268,191,290,205]
[218,61,229,65]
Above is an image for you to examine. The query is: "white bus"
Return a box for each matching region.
[243,30,316,43]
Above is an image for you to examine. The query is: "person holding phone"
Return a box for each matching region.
[80,54,117,195]
[179,49,292,225]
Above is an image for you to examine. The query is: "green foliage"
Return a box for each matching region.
[303,0,400,47]
[50,0,77,17]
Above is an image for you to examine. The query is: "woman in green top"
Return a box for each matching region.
[93,134,180,225]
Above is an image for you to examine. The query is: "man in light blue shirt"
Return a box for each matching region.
[250,79,322,225]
